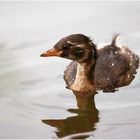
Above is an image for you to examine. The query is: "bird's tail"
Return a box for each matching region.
[111,33,120,46]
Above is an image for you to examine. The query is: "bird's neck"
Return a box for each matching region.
[70,60,96,93]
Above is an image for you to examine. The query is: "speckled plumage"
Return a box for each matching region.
[94,44,139,92]
[64,35,139,92]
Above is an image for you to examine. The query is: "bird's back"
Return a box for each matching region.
[94,44,139,91]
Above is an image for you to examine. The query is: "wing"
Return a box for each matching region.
[64,61,77,87]
[94,45,130,90]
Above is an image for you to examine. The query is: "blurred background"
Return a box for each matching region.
[0,1,140,139]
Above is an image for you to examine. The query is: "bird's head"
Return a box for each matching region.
[41,34,96,64]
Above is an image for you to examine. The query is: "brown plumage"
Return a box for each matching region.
[41,34,139,93]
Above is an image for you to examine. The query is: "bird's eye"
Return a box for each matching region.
[75,47,84,54]
[63,43,71,50]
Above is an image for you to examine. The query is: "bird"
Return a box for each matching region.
[40,34,139,93]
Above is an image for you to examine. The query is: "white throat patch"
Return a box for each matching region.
[70,63,95,93]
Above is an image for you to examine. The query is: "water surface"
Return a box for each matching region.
[0,1,140,139]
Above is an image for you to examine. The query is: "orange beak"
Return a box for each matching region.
[40,48,62,57]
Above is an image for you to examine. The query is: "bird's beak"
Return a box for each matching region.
[40,48,62,57]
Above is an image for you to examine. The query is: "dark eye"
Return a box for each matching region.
[75,47,84,54]
[63,43,71,50]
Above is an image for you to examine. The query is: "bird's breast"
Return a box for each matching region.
[70,64,95,93]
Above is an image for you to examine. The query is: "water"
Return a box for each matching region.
[0,1,140,139]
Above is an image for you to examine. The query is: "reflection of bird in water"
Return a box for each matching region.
[41,34,139,93]
[42,92,99,139]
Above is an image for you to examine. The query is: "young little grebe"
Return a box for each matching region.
[41,34,139,93]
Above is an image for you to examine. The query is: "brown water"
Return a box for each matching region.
[0,1,140,139]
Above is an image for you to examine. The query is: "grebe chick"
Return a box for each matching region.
[41,34,139,93]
